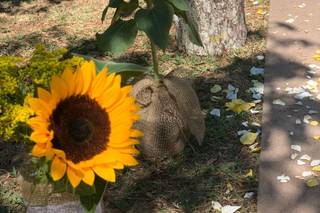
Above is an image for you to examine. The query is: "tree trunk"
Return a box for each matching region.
[176,0,247,56]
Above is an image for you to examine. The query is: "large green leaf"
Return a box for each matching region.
[175,10,203,47]
[101,0,139,23]
[80,176,106,213]
[166,0,190,11]
[135,0,174,50]
[96,19,138,55]
[72,54,150,79]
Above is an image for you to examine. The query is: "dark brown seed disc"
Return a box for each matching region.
[50,95,110,163]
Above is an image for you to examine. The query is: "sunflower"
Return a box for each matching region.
[27,61,142,188]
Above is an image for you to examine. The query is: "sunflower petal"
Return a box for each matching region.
[67,167,82,188]
[130,130,143,138]
[82,169,95,186]
[53,149,67,159]
[37,88,51,103]
[73,69,84,95]
[51,157,67,181]
[61,68,75,96]
[118,154,139,166]
[51,76,69,101]
[31,144,46,157]
[27,116,48,130]
[108,139,140,148]
[28,98,51,117]
[80,61,96,94]
[30,130,52,143]
[91,69,108,98]
[93,166,116,182]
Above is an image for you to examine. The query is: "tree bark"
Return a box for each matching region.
[176,0,247,56]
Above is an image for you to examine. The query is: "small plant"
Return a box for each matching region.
[97,0,202,80]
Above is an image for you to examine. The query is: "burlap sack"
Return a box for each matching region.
[132,73,205,161]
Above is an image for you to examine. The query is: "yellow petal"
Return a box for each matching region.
[97,75,121,109]
[108,139,140,148]
[91,69,108,98]
[130,130,143,138]
[73,69,84,95]
[82,169,95,186]
[31,144,46,157]
[93,166,116,182]
[30,130,52,143]
[51,157,67,181]
[51,76,68,101]
[67,167,82,188]
[80,61,96,94]
[28,116,48,130]
[53,149,66,159]
[28,97,51,117]
[37,88,51,103]
[61,68,75,96]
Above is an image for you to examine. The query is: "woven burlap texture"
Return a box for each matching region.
[132,75,205,161]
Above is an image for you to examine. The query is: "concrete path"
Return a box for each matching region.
[258,1,320,213]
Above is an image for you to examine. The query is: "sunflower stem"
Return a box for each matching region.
[150,41,160,82]
[146,0,160,83]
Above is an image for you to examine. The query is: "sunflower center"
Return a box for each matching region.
[50,95,111,163]
[68,118,93,144]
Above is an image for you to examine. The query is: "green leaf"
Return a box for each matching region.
[80,176,106,213]
[96,19,138,55]
[176,10,203,47]
[135,0,174,50]
[102,0,139,23]
[72,54,150,79]
[166,0,190,11]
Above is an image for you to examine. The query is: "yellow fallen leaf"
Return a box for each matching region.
[310,121,319,126]
[312,166,320,172]
[313,49,320,61]
[240,132,258,145]
[225,99,255,114]
[313,136,320,142]
[257,8,266,15]
[244,169,253,178]
[306,179,319,187]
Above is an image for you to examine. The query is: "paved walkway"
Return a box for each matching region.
[258,1,320,213]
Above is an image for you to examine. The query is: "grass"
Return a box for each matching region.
[0,0,269,212]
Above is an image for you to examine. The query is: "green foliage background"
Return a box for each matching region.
[0,45,84,143]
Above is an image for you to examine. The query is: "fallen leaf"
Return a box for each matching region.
[210,108,221,117]
[210,85,222,93]
[226,84,239,100]
[244,169,253,178]
[313,49,320,61]
[250,66,264,76]
[312,166,320,172]
[306,179,319,187]
[244,192,255,199]
[291,145,302,152]
[226,99,255,114]
[221,205,241,213]
[300,154,312,161]
[310,160,320,166]
[310,120,319,126]
[302,171,313,177]
[272,99,286,106]
[240,132,258,145]
[277,174,290,183]
[257,8,266,15]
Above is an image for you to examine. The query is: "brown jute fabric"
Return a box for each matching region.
[132,74,205,161]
